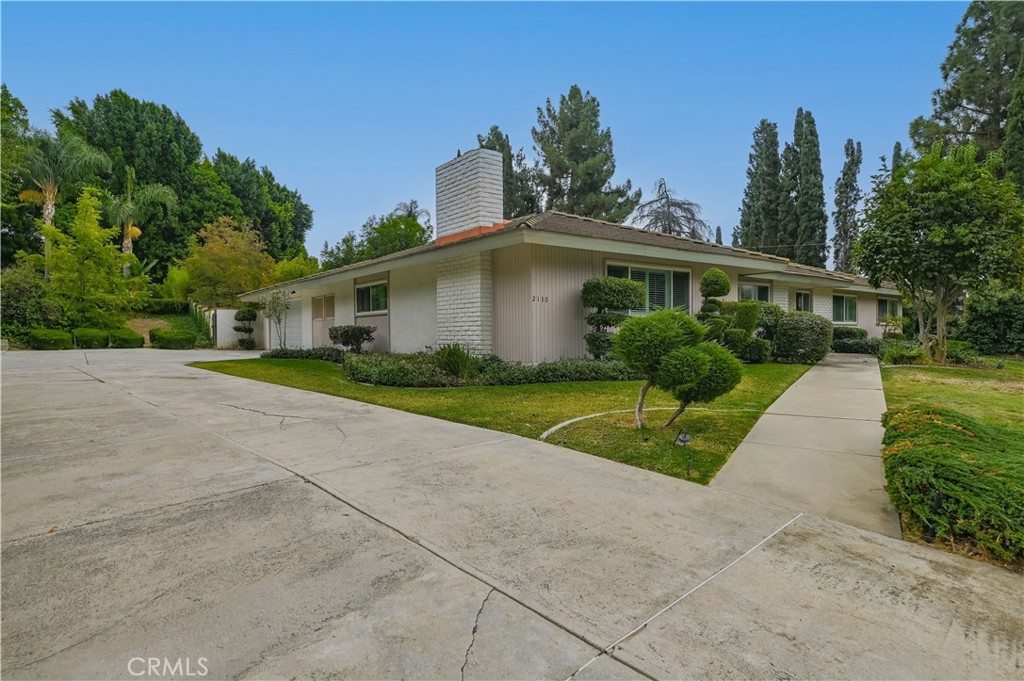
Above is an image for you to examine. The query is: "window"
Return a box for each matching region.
[739,283,770,302]
[607,264,690,313]
[877,297,900,322]
[356,282,388,314]
[795,291,812,312]
[832,294,858,323]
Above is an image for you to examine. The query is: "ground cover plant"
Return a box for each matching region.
[881,359,1024,568]
[194,358,809,484]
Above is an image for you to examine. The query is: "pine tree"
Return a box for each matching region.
[715,225,723,244]
[737,120,781,251]
[1003,51,1024,197]
[532,85,640,222]
[477,125,539,218]
[832,139,863,273]
[795,109,828,267]
[730,228,739,247]
[891,141,904,172]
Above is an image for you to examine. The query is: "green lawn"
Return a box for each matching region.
[194,358,809,482]
[881,359,1024,431]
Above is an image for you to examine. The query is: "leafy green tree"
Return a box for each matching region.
[43,188,145,327]
[1003,51,1024,196]
[532,85,640,222]
[910,2,1024,155]
[737,120,781,252]
[1,84,38,266]
[855,143,1024,363]
[321,214,430,270]
[182,216,275,306]
[632,178,710,239]
[614,309,706,428]
[831,139,863,273]
[0,260,64,341]
[320,233,360,270]
[105,167,177,272]
[477,125,539,219]
[795,109,828,267]
[266,253,319,284]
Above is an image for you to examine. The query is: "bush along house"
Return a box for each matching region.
[241,148,901,359]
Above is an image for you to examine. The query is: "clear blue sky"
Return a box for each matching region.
[2,2,966,260]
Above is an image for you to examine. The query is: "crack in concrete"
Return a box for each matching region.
[461,588,494,681]
[217,402,314,423]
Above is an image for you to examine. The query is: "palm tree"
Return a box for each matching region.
[631,178,711,240]
[105,167,177,273]
[19,130,109,277]
[391,198,431,226]
[19,130,110,227]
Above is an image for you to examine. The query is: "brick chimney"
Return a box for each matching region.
[434,148,504,244]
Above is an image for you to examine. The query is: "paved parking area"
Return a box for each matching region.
[2,350,1021,679]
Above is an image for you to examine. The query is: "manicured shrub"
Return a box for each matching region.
[345,353,456,387]
[773,312,833,364]
[699,268,731,299]
[328,325,376,353]
[150,328,197,349]
[655,347,711,394]
[581,276,645,359]
[434,344,481,382]
[720,301,761,334]
[722,327,751,353]
[962,286,1024,356]
[738,337,772,364]
[661,342,743,427]
[27,329,73,350]
[832,337,883,355]
[832,326,868,342]
[260,347,346,363]
[882,340,928,365]
[945,340,980,366]
[882,405,1024,565]
[108,328,145,348]
[140,298,189,315]
[233,307,258,351]
[72,328,109,349]
[756,302,784,342]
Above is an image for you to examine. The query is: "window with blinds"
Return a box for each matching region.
[607,264,689,313]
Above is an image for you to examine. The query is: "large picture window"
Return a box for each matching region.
[739,283,770,302]
[607,264,690,313]
[356,281,388,314]
[833,294,858,323]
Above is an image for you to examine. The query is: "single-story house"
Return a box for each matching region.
[241,148,901,359]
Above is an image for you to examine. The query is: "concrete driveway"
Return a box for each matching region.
[2,350,1021,680]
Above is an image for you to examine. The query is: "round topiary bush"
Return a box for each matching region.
[72,328,109,349]
[28,329,73,350]
[655,346,710,393]
[662,341,744,427]
[150,328,198,349]
[738,337,772,364]
[773,312,833,364]
[700,268,731,299]
[757,302,784,342]
[108,328,145,348]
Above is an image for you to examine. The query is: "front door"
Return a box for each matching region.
[312,294,335,347]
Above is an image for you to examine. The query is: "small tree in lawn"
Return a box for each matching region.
[580,276,645,359]
[614,309,706,428]
[855,143,1024,363]
[659,342,743,427]
[233,307,258,350]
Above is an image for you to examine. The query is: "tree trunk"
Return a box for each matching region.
[122,224,134,277]
[635,380,653,429]
[915,304,928,347]
[42,198,55,281]
[934,292,948,364]
[662,401,691,428]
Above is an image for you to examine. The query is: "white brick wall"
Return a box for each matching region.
[436,252,493,354]
[435,149,503,239]
[771,283,790,311]
[812,287,834,319]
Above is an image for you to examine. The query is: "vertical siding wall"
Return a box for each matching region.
[390,263,437,352]
[437,253,493,354]
[492,244,533,362]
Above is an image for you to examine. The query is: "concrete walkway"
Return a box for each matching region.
[2,350,1020,679]
[712,353,901,537]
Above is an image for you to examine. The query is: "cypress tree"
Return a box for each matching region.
[730,228,740,247]
[715,225,723,245]
[831,138,863,273]
[795,109,828,267]
[777,141,800,262]
[891,141,904,173]
[1003,51,1024,197]
[737,119,781,251]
